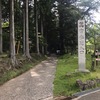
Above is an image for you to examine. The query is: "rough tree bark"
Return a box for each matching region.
[0,0,2,54]
[9,0,17,66]
[41,13,44,54]
[34,0,40,55]
[25,0,31,58]
[23,1,26,55]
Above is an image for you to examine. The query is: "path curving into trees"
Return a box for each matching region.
[0,57,57,100]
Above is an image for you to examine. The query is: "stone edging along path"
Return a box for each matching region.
[72,87,100,100]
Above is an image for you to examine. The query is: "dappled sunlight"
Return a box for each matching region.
[30,71,40,77]
[50,65,56,68]
[47,74,52,77]
[39,70,45,73]
[45,62,51,65]
[91,72,100,78]
[37,82,44,86]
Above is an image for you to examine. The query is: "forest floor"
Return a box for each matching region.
[0,53,46,85]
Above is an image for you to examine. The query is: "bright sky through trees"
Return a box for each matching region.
[93,11,100,23]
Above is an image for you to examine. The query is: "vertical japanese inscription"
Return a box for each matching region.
[78,20,86,71]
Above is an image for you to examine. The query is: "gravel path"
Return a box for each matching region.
[0,57,57,100]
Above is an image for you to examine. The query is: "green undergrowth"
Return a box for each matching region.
[53,54,100,97]
[0,54,47,85]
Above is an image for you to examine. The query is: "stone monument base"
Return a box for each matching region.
[75,69,90,73]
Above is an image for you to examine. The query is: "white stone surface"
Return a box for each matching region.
[78,20,87,71]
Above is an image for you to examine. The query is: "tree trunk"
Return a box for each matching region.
[0,0,2,54]
[94,33,96,55]
[25,0,31,58]
[34,0,40,55]
[41,13,44,54]
[16,41,20,54]
[23,2,26,55]
[10,0,17,66]
[59,11,65,54]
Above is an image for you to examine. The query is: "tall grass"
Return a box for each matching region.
[53,54,100,96]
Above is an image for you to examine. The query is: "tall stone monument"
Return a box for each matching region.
[78,20,89,72]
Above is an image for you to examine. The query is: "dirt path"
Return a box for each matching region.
[0,57,57,100]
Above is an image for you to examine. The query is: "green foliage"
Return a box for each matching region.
[58,1,81,54]
[86,23,100,53]
[1,0,100,54]
[2,22,9,28]
[76,0,100,18]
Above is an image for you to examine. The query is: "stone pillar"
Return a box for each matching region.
[78,20,89,72]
